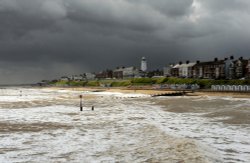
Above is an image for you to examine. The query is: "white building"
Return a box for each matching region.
[85,73,96,80]
[173,61,196,78]
[70,75,84,81]
[60,76,70,81]
[123,67,139,78]
[141,57,147,72]
[224,57,234,79]
[163,64,173,77]
[181,62,196,78]
[113,66,139,79]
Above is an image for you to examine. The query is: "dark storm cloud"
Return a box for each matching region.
[0,0,250,84]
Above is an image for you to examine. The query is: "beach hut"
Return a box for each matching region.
[221,85,226,91]
[215,85,219,91]
[243,85,248,92]
[225,85,230,91]
[235,85,240,91]
[232,85,236,91]
[230,85,234,91]
[215,85,218,91]
[239,85,243,92]
[247,85,250,91]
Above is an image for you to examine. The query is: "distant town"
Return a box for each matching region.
[40,56,250,85]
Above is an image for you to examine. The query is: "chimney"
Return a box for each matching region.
[196,60,200,64]
[179,61,182,65]
[230,56,234,60]
[214,58,218,62]
[186,60,190,64]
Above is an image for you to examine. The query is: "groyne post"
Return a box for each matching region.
[79,95,83,111]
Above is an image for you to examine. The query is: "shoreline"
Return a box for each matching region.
[39,86,250,98]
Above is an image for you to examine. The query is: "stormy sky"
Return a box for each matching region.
[1,0,250,84]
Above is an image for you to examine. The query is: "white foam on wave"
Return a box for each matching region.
[85,91,150,98]
[145,98,250,163]
[202,95,250,102]
[0,104,210,163]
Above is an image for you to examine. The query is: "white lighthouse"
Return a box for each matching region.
[141,57,147,72]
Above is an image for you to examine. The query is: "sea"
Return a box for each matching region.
[0,87,249,163]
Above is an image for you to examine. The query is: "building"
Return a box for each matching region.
[95,70,113,79]
[141,57,147,72]
[85,73,96,80]
[170,61,195,78]
[113,66,139,79]
[163,64,173,77]
[70,75,84,81]
[113,67,124,79]
[191,56,250,79]
[224,56,235,79]
[123,67,140,78]
[246,59,250,78]
[192,58,225,79]
[178,61,196,78]
[60,76,70,81]
[147,69,163,78]
[234,57,248,79]
[171,63,181,77]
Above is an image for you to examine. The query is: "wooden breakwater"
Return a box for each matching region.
[151,91,190,97]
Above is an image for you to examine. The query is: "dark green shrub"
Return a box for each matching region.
[131,78,155,85]
[111,81,131,87]
[86,81,100,87]
[152,77,168,84]
[68,81,86,86]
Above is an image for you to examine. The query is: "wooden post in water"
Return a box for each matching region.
[79,95,83,111]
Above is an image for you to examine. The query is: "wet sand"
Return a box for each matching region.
[154,96,250,125]
[189,91,250,98]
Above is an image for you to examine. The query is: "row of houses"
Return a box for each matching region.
[57,56,250,82]
[92,66,147,79]
[59,57,149,81]
[59,67,144,81]
[59,67,160,82]
[60,73,96,81]
[164,56,250,79]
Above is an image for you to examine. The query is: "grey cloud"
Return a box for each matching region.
[130,0,194,17]
[0,0,250,84]
[200,0,250,13]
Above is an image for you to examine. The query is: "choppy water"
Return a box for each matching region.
[0,87,249,163]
